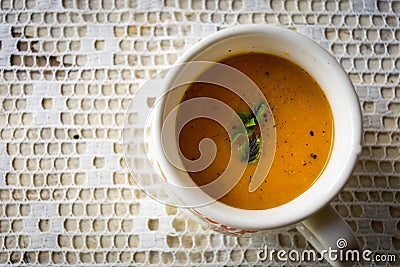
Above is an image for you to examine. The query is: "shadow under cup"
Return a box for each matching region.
[154,25,362,231]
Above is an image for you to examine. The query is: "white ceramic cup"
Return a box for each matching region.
[150,25,363,266]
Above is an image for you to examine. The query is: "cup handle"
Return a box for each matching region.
[296,204,360,267]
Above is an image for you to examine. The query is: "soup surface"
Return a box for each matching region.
[177,52,334,210]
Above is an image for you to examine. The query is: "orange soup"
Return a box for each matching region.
[177,52,334,210]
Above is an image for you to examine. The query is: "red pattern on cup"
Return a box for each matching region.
[191,208,258,235]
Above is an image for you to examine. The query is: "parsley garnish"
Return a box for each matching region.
[234,102,266,164]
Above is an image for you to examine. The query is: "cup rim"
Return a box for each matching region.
[154,24,362,230]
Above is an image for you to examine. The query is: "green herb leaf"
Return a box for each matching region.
[237,111,257,136]
[238,135,261,164]
[237,112,252,124]
[235,109,263,164]
[245,117,257,128]
[248,135,261,164]
[246,127,255,136]
[253,102,267,123]
[238,142,249,162]
[232,129,247,143]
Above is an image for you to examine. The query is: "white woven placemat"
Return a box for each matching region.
[0,0,399,266]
